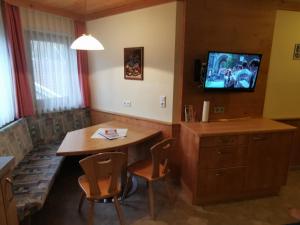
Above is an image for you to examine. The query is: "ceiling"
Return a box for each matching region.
[5,0,175,21]
[6,0,300,21]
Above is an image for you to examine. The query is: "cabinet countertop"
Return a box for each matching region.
[181,118,297,137]
[0,157,14,178]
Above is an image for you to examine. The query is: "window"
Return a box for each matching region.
[0,6,16,127]
[21,9,83,114]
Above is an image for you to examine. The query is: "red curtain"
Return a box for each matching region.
[74,21,91,108]
[3,2,35,117]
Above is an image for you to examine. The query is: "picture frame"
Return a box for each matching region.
[293,44,300,60]
[124,47,144,80]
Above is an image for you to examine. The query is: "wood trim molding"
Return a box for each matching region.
[273,117,300,121]
[4,0,83,21]
[91,108,176,126]
[85,0,178,21]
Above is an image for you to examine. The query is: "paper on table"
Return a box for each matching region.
[116,128,128,137]
[91,128,128,139]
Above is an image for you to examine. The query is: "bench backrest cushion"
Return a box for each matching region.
[26,108,91,146]
[0,119,33,166]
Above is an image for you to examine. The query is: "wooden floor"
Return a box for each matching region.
[27,157,300,225]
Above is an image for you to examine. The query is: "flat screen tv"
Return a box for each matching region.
[204,51,262,91]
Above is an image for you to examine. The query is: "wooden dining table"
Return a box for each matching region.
[56,120,161,156]
[56,120,162,199]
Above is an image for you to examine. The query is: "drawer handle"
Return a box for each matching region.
[5,178,14,203]
[215,173,223,176]
[220,138,232,143]
[252,136,267,141]
[217,151,232,155]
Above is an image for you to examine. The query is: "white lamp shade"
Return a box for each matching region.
[71,34,104,50]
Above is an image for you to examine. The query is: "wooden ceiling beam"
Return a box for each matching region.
[84,0,178,21]
[4,0,84,21]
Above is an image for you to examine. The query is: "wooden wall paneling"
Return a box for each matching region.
[182,0,278,121]
[90,109,173,137]
[172,0,186,123]
[179,124,199,202]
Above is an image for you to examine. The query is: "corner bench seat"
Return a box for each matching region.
[0,108,91,221]
[12,143,63,220]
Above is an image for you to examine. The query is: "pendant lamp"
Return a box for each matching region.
[71,34,104,50]
[71,0,104,50]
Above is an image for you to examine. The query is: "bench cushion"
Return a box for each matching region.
[12,144,64,220]
[26,108,91,147]
[0,109,91,220]
[0,119,33,166]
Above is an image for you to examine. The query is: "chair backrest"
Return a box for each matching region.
[79,152,127,197]
[150,138,174,179]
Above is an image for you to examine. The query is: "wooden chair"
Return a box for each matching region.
[127,138,174,219]
[78,152,127,225]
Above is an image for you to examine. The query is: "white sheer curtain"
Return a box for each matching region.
[20,8,83,114]
[0,5,16,127]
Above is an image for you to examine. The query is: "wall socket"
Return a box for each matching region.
[214,106,225,114]
[122,100,132,107]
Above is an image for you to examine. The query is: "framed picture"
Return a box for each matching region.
[124,47,144,80]
[293,44,300,60]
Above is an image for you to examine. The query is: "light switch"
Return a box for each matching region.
[160,96,166,108]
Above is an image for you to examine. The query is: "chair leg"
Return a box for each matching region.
[22,215,31,225]
[164,177,174,204]
[88,201,95,225]
[148,181,155,219]
[122,174,132,200]
[113,196,125,225]
[78,192,85,212]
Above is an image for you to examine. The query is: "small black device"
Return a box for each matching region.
[194,59,201,82]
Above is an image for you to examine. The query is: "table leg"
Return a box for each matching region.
[118,147,129,192]
[118,147,138,199]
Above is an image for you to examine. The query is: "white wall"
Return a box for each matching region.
[87,2,177,123]
[264,10,300,119]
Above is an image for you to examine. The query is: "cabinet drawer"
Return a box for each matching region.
[198,167,246,202]
[251,133,272,141]
[199,146,248,169]
[200,135,248,147]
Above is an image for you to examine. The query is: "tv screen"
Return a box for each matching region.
[204,51,262,91]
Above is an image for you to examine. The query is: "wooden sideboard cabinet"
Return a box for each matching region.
[0,157,19,225]
[180,118,296,205]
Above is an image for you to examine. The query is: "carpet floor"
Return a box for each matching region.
[29,157,300,225]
